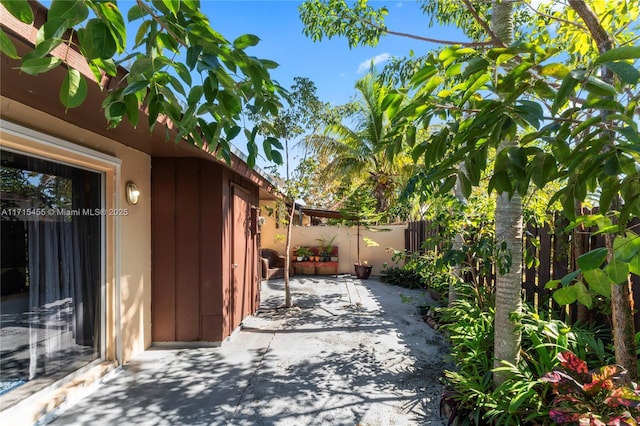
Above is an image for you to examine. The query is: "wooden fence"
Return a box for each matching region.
[405,215,640,329]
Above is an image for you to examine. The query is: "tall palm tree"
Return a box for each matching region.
[490,0,523,387]
[308,72,413,215]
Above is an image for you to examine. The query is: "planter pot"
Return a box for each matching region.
[428,288,441,301]
[330,256,339,262]
[354,264,372,279]
[296,256,304,261]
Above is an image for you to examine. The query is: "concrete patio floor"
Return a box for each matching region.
[48,275,449,425]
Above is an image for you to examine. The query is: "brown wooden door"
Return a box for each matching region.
[231,185,251,331]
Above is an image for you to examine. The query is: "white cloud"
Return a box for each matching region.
[357,53,392,73]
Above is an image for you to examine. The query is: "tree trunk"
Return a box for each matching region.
[490,0,522,388]
[568,0,637,380]
[493,149,523,386]
[449,162,467,305]
[283,199,295,308]
[573,201,589,323]
[610,272,637,380]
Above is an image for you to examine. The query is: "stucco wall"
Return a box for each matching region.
[260,219,407,276]
[1,98,152,363]
[117,145,151,362]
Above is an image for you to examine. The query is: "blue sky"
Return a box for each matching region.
[194,1,467,172]
[42,0,468,172]
[203,1,466,106]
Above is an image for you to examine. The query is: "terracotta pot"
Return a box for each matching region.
[354,264,372,279]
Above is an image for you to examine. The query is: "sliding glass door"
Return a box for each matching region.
[0,149,103,395]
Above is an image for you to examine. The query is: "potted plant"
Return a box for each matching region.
[316,235,338,261]
[295,246,313,261]
[341,190,382,279]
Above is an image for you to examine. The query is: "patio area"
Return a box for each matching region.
[48,275,449,425]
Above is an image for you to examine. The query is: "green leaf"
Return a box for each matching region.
[35,18,67,46]
[266,136,283,150]
[382,92,403,119]
[94,2,125,52]
[539,63,570,79]
[594,45,640,65]
[575,281,592,308]
[133,20,151,48]
[106,101,127,126]
[167,74,186,97]
[233,34,260,49]
[1,0,34,24]
[127,4,146,21]
[553,285,577,305]
[270,150,283,165]
[605,61,640,85]
[93,58,119,79]
[583,269,612,298]
[552,73,578,115]
[173,62,192,86]
[461,73,490,105]
[48,0,88,26]
[584,76,617,97]
[531,152,556,188]
[220,90,241,115]
[122,81,149,96]
[462,58,489,79]
[545,279,561,290]
[582,98,624,112]
[571,116,601,137]
[561,269,580,287]
[162,0,180,16]
[20,56,62,75]
[186,45,202,70]
[226,125,241,141]
[0,29,19,59]
[59,68,87,108]
[259,59,279,69]
[613,233,640,263]
[203,74,218,102]
[187,85,204,105]
[124,93,139,127]
[439,175,457,193]
[78,19,117,60]
[409,65,436,88]
[577,247,608,271]
[604,258,629,285]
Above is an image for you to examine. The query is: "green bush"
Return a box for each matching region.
[541,351,640,424]
[379,265,425,289]
[437,291,616,425]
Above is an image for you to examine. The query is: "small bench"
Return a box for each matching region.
[292,246,339,276]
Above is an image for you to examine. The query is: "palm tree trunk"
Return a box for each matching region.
[493,170,523,385]
[490,0,522,387]
[449,162,467,305]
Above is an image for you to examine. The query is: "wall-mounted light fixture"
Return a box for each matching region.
[126,181,140,205]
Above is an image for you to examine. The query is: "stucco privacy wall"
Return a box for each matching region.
[1,98,153,363]
[260,215,407,276]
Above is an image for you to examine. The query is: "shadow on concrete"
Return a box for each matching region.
[50,276,448,425]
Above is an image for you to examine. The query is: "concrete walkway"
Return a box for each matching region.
[49,276,449,425]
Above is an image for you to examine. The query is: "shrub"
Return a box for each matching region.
[379,265,425,289]
[437,293,617,425]
[541,351,640,425]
